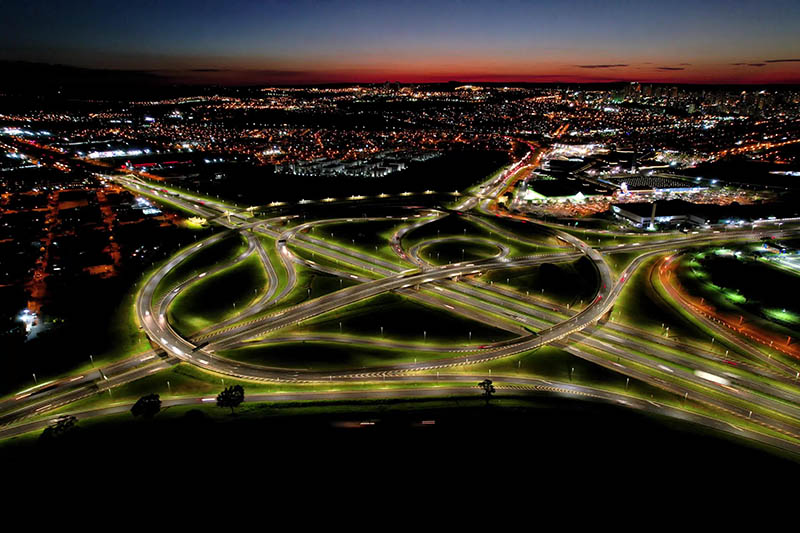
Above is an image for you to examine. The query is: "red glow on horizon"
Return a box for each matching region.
[165,61,800,86]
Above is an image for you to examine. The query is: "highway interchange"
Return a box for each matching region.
[4,144,800,457]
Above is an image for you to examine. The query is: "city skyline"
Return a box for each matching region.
[2,0,800,85]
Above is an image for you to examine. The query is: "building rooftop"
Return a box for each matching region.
[527,177,609,198]
[612,199,800,222]
[603,174,700,191]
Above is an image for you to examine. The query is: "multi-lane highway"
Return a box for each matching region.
[120,159,800,446]
[4,148,800,456]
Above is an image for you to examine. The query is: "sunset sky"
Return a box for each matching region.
[2,0,799,84]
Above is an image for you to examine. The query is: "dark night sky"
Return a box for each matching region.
[2,0,799,84]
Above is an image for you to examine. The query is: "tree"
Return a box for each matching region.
[217,385,245,414]
[39,415,78,442]
[131,393,161,419]
[478,379,496,405]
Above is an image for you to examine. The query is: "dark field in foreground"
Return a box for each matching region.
[5,396,795,483]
